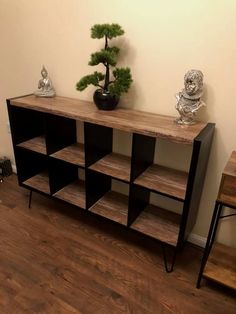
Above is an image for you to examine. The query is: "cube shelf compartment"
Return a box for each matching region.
[90,190,129,226]
[89,152,131,182]
[203,243,236,290]
[130,205,181,246]
[51,143,85,167]
[23,171,50,195]
[54,179,86,209]
[134,164,188,200]
[7,95,215,270]
[17,136,47,155]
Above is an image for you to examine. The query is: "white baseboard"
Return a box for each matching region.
[188,233,206,248]
[10,162,208,249]
[12,164,17,174]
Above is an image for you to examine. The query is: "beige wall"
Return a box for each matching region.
[1,0,236,246]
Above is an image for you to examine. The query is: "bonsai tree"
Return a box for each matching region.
[76,23,132,110]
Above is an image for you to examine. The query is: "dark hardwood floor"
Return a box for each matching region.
[0,175,235,313]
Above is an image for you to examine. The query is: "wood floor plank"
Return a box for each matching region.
[0,175,236,313]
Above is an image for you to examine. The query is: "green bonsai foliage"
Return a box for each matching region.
[76,23,132,97]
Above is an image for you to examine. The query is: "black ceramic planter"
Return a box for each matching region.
[93,89,119,110]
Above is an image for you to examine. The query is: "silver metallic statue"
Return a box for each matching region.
[175,69,205,125]
[34,66,56,97]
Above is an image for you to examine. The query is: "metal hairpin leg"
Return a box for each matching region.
[196,201,223,288]
[162,245,177,273]
[28,190,33,209]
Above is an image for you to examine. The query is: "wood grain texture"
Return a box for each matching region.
[203,242,236,290]
[217,152,236,206]
[134,164,188,200]
[17,136,46,155]
[217,176,236,207]
[10,95,208,144]
[51,143,85,167]
[0,175,236,313]
[130,205,181,246]
[89,153,131,182]
[23,172,50,194]
[222,151,236,177]
[89,191,128,225]
[53,180,86,209]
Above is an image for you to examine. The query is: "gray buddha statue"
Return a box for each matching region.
[34,66,56,97]
[175,69,205,125]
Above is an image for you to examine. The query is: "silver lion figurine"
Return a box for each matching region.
[175,69,205,125]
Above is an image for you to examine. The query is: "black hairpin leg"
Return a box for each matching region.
[162,245,177,273]
[28,190,33,209]
[196,201,222,288]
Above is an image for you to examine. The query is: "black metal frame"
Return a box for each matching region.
[197,201,236,288]
[7,96,215,273]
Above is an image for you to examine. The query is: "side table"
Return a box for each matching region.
[197,151,236,289]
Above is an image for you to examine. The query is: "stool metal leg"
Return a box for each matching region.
[196,201,222,288]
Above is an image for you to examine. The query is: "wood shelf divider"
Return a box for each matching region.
[50,143,85,167]
[89,152,131,182]
[17,136,46,155]
[89,190,129,225]
[53,180,86,209]
[23,172,50,194]
[130,205,181,246]
[134,164,188,200]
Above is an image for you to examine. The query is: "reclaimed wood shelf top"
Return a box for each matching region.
[17,136,47,155]
[53,180,86,209]
[23,172,50,194]
[130,205,181,246]
[89,191,128,226]
[51,143,85,167]
[89,153,131,182]
[134,164,188,200]
[203,242,236,290]
[10,95,208,145]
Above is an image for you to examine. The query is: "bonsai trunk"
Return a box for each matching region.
[103,35,110,92]
[104,64,110,92]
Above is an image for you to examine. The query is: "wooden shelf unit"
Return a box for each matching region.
[7,95,215,270]
[197,151,236,289]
